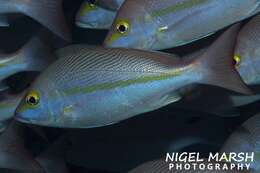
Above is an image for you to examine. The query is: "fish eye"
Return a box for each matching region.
[26,90,40,106]
[116,20,130,34]
[233,55,241,67]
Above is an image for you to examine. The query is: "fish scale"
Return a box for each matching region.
[15,25,253,128]
[45,47,181,92]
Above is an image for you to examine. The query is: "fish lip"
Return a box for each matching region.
[14,114,31,124]
[76,21,102,29]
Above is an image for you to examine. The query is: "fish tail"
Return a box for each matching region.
[19,0,71,41]
[18,37,55,72]
[195,24,252,95]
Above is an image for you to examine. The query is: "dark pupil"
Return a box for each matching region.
[29,97,36,104]
[89,0,96,4]
[119,25,126,32]
[232,59,237,66]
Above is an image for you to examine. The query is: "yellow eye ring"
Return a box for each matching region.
[26,90,40,106]
[233,55,241,67]
[116,20,130,34]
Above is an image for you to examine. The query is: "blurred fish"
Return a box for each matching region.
[0,121,8,133]
[174,85,260,117]
[36,136,69,173]
[128,159,250,173]
[0,36,54,82]
[0,15,9,27]
[104,0,260,50]
[15,24,251,128]
[0,122,43,172]
[0,92,25,122]
[76,1,116,30]
[94,0,125,11]
[66,115,230,172]
[0,0,71,41]
[221,113,260,171]
[234,14,260,85]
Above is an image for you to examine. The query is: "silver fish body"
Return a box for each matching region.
[76,1,116,30]
[234,14,260,85]
[15,25,251,128]
[16,46,191,128]
[0,37,54,82]
[221,113,260,171]
[0,0,70,41]
[104,0,260,50]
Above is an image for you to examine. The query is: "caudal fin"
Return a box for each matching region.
[195,24,252,95]
[17,36,56,72]
[20,0,71,41]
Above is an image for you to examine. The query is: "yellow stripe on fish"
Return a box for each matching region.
[151,0,208,18]
[63,67,189,96]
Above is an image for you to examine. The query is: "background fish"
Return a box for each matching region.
[15,25,251,128]
[0,37,55,83]
[0,121,8,133]
[76,1,116,30]
[104,0,260,50]
[0,0,71,41]
[234,14,260,85]
[36,136,70,173]
[0,15,9,27]
[221,113,260,171]
[0,122,44,172]
[0,92,25,122]
[66,115,230,172]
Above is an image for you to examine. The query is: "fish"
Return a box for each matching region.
[15,24,251,128]
[104,0,260,50]
[76,1,116,30]
[66,115,230,172]
[0,121,8,133]
[127,159,251,173]
[0,122,44,172]
[221,113,260,171]
[0,92,25,122]
[0,15,9,27]
[234,14,260,85]
[0,36,55,82]
[0,0,71,41]
[36,136,69,173]
[94,0,125,11]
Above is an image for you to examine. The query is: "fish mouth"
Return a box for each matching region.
[14,114,32,124]
[76,20,97,28]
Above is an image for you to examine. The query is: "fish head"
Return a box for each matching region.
[76,1,115,29]
[15,84,62,126]
[104,0,159,50]
[234,44,260,85]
